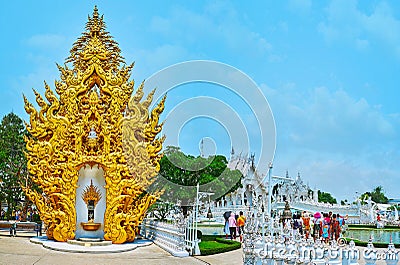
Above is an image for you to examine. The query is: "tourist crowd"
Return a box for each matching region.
[0,207,39,222]
[221,210,348,244]
[289,211,347,243]
[223,211,246,242]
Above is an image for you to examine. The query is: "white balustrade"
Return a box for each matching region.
[384,241,399,265]
[140,218,189,257]
[243,210,400,265]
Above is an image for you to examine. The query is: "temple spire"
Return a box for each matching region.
[93,5,99,18]
[88,5,101,37]
[66,5,125,72]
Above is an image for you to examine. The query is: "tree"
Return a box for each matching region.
[359,186,389,204]
[371,186,389,204]
[318,190,337,204]
[0,113,28,220]
[153,146,243,215]
[359,192,371,204]
[388,205,399,211]
[147,201,176,221]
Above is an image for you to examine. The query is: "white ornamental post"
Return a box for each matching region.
[384,237,399,265]
[363,237,377,265]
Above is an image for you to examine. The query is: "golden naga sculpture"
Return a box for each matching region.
[21,6,165,243]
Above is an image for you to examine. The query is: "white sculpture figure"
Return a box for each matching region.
[297,239,313,264]
[263,235,274,264]
[347,240,360,265]
[327,240,341,265]
[384,237,399,265]
[273,236,286,265]
[313,239,326,265]
[363,237,377,265]
[285,237,298,265]
[370,206,376,224]
[88,126,97,139]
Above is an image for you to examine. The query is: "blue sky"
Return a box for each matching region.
[1,1,399,201]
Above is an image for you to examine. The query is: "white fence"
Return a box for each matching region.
[242,204,399,265]
[140,213,200,257]
[243,236,399,265]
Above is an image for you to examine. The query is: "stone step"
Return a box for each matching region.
[67,239,112,247]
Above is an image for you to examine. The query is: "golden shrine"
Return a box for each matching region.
[21,6,165,244]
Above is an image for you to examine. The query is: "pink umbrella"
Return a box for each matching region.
[314,212,321,218]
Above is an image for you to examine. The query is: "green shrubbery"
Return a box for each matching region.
[345,238,400,248]
[348,224,400,229]
[199,236,241,255]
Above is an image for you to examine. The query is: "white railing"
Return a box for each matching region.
[243,236,399,265]
[184,212,200,255]
[140,218,189,257]
[242,196,399,265]
[140,213,201,257]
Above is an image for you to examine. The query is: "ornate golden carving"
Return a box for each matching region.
[22,6,165,243]
[81,179,102,207]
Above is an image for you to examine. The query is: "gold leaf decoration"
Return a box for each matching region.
[22,6,165,243]
[81,179,102,207]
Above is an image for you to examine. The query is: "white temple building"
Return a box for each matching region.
[207,150,361,222]
[216,149,318,209]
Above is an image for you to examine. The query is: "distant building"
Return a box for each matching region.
[217,149,317,209]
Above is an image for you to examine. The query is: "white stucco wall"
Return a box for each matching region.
[75,164,106,239]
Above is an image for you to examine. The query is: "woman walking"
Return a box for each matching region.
[228,212,237,239]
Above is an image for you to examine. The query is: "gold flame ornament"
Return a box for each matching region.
[21,6,165,243]
[81,179,102,207]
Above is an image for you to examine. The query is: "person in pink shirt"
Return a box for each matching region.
[228,212,237,239]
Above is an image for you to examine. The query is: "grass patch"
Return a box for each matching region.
[345,238,400,248]
[199,236,241,255]
[202,235,220,241]
[348,224,400,229]
[197,224,224,228]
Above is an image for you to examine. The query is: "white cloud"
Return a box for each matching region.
[261,82,400,200]
[318,1,400,56]
[264,84,396,152]
[288,0,312,15]
[25,34,66,49]
[148,4,272,59]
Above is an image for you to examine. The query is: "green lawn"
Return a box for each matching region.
[345,237,400,248]
[197,224,224,227]
[199,236,241,255]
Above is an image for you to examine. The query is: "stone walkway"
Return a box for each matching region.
[1,234,392,265]
[0,236,243,265]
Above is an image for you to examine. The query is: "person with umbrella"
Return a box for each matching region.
[223,211,231,239]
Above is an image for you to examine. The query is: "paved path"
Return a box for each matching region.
[0,236,243,265]
[2,235,391,265]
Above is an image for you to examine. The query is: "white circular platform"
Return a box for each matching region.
[30,236,152,254]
